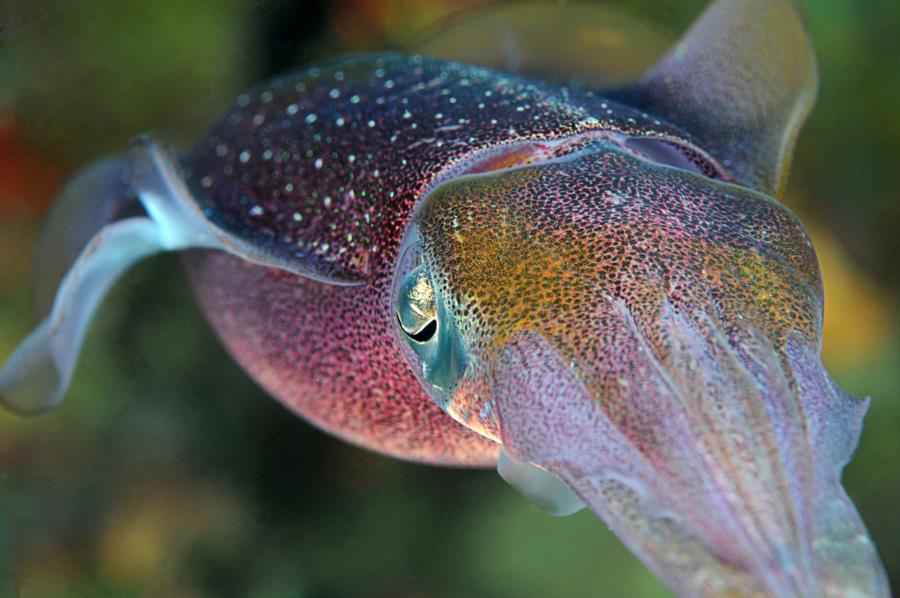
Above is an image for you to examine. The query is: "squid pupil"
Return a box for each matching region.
[402,318,437,343]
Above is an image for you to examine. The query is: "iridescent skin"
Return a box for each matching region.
[0,0,889,596]
[415,142,879,595]
[181,53,707,464]
[180,48,886,593]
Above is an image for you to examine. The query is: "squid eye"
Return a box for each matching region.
[400,317,437,343]
[396,265,439,344]
[393,249,468,403]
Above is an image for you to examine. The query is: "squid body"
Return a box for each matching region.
[0,0,890,596]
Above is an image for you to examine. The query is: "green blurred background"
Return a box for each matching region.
[0,1,898,596]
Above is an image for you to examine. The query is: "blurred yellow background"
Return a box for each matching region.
[1,1,898,596]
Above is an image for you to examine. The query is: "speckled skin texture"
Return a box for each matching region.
[415,141,886,594]
[417,141,821,438]
[177,51,887,595]
[0,0,884,592]
[181,53,706,465]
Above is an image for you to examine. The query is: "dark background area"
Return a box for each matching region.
[1,1,898,596]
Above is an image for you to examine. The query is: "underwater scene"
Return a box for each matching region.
[1,0,899,596]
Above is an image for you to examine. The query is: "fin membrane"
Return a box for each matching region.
[408,0,673,88]
[0,139,223,414]
[30,157,141,318]
[617,0,818,196]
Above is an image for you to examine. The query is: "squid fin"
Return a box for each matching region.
[407,1,673,88]
[0,139,222,414]
[30,157,140,318]
[615,0,818,196]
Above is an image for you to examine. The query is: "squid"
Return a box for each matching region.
[0,0,890,595]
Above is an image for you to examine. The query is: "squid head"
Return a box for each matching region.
[0,0,890,596]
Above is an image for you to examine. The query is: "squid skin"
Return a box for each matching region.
[181,53,710,464]
[415,141,885,595]
[0,0,890,595]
